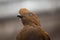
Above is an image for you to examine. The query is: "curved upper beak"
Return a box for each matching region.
[17,15,23,18]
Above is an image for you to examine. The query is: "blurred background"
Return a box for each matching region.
[0,0,60,40]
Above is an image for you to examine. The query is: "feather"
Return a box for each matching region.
[16,8,50,40]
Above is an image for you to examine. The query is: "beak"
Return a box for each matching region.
[17,15,23,18]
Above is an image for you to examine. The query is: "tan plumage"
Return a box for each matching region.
[17,8,50,40]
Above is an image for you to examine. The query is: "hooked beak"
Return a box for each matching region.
[17,15,23,18]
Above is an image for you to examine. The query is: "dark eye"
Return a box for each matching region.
[29,12,32,16]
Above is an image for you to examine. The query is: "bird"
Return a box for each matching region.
[17,8,50,40]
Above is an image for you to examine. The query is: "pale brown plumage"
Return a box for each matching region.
[17,8,50,40]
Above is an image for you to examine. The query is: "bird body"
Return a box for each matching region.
[17,8,50,40]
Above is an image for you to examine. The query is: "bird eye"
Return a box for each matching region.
[29,12,32,16]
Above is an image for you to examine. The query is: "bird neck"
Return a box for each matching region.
[23,22,41,28]
[21,19,41,27]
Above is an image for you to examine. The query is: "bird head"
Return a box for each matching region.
[17,8,41,26]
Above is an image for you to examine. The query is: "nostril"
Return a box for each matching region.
[17,15,23,18]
